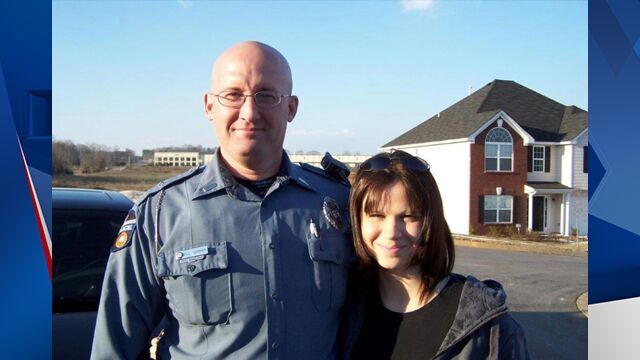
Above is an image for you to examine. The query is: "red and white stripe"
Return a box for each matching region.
[17,135,52,280]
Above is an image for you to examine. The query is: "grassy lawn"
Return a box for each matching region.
[53,166,193,192]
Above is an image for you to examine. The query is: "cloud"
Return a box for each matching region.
[290,128,355,138]
[177,0,193,9]
[399,0,435,13]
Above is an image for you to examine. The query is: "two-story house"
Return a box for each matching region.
[380,80,587,236]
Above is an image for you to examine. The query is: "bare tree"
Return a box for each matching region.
[78,143,113,173]
[52,140,78,174]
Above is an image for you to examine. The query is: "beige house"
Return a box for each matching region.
[153,152,201,166]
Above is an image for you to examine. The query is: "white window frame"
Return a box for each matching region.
[532,146,545,173]
[484,195,513,224]
[485,128,513,172]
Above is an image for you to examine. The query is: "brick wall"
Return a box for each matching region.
[469,122,527,235]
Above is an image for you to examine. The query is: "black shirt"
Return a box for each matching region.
[351,276,465,360]
[235,176,276,198]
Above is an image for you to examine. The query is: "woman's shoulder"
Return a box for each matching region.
[439,274,530,359]
[453,273,508,314]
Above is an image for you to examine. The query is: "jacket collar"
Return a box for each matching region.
[436,274,508,354]
[192,148,316,200]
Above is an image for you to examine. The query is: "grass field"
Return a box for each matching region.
[53,166,193,192]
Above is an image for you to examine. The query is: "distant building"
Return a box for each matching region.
[154,151,370,170]
[111,150,134,166]
[153,152,201,166]
[288,154,370,169]
[202,153,215,165]
[142,149,155,161]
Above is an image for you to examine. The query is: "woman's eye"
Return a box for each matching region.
[366,213,384,218]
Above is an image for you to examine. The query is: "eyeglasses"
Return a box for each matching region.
[211,90,292,108]
[359,150,431,173]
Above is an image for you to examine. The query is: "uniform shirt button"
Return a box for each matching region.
[271,292,278,300]
[268,243,275,249]
[187,265,196,272]
[271,342,279,351]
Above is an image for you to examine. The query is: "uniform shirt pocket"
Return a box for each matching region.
[157,242,232,325]
[307,232,356,312]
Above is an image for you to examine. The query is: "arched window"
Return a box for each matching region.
[485,127,513,171]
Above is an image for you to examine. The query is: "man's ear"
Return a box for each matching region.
[287,96,299,123]
[203,92,214,121]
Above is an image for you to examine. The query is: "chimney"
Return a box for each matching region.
[468,85,472,96]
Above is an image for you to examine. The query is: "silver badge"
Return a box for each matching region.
[322,197,342,230]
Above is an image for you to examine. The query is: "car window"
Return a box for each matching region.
[53,209,128,313]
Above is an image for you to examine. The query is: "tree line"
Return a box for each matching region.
[53,140,135,175]
[53,139,364,175]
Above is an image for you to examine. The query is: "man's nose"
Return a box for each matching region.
[238,95,259,122]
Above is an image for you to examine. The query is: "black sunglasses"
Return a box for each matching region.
[359,150,431,173]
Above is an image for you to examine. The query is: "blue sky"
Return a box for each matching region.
[53,0,587,155]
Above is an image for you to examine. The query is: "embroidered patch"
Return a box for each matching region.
[113,232,129,249]
[322,197,342,230]
[112,209,136,252]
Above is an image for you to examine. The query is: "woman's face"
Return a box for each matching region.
[360,181,423,275]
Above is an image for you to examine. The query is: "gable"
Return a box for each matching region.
[383,80,588,148]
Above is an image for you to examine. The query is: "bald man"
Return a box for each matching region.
[91,42,354,359]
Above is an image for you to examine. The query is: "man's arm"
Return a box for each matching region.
[90,203,165,360]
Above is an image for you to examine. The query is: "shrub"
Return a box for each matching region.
[485,225,504,238]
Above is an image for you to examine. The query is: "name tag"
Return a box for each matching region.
[175,246,210,261]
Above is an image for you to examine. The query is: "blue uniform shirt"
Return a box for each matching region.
[91,150,354,359]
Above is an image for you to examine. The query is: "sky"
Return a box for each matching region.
[53,0,587,156]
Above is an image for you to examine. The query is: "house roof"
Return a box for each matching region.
[526,182,572,190]
[383,80,588,147]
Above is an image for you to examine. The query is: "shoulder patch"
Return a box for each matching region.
[111,209,137,252]
[137,165,204,205]
[299,163,350,187]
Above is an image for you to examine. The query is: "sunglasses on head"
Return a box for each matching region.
[359,150,431,173]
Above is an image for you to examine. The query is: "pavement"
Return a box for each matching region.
[454,234,589,318]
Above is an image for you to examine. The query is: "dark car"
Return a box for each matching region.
[52,188,133,360]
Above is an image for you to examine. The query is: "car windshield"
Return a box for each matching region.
[53,209,127,313]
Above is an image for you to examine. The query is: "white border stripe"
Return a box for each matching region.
[16,136,52,259]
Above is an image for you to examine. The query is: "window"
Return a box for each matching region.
[532,146,545,172]
[484,195,513,223]
[53,209,129,312]
[485,127,513,172]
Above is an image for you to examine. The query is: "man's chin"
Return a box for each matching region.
[231,144,270,158]
[221,141,282,160]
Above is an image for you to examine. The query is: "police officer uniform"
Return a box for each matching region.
[91,149,354,359]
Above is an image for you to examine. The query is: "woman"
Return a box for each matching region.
[342,150,529,359]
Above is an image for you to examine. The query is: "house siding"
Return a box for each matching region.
[527,146,561,182]
[569,190,588,236]
[573,131,588,190]
[399,143,471,235]
[470,122,527,235]
[560,144,574,187]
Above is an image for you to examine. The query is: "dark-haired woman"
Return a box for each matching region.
[342,150,529,360]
